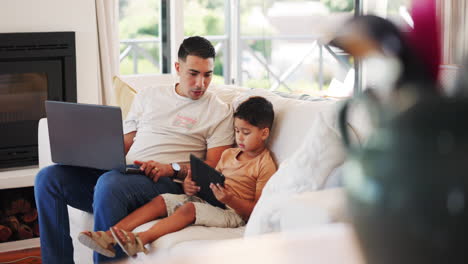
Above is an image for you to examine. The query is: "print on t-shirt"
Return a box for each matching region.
[172,113,198,130]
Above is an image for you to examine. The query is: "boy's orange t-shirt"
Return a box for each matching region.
[215,148,277,202]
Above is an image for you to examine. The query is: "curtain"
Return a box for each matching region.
[438,0,468,65]
[95,0,119,105]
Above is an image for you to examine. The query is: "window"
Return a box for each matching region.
[119,0,161,75]
[360,0,414,93]
[119,0,358,96]
[238,0,354,96]
[183,0,228,85]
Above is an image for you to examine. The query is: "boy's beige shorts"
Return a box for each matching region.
[160,193,245,228]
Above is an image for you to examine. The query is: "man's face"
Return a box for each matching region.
[175,55,214,100]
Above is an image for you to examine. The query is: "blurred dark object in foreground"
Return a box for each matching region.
[330,14,439,109]
[335,3,468,263]
[452,60,468,97]
[340,95,468,264]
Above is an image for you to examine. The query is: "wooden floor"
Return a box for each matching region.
[0,247,41,264]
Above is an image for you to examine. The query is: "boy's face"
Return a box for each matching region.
[175,55,214,100]
[234,118,269,154]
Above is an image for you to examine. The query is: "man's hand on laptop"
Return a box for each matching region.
[134,160,173,182]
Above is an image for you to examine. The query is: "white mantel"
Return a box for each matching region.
[0,0,101,104]
[0,167,38,190]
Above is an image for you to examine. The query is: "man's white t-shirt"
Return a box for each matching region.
[123,84,235,165]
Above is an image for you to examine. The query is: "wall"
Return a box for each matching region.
[0,0,100,104]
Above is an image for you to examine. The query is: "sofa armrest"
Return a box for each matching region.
[38,118,54,168]
[279,188,349,232]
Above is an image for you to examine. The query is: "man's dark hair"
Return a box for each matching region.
[178,36,216,61]
[234,96,274,130]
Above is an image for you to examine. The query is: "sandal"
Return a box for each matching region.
[78,230,116,257]
[110,226,148,257]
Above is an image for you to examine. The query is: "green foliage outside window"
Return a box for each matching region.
[320,0,354,12]
[119,0,160,74]
[183,1,226,82]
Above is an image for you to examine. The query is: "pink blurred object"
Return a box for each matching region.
[408,0,441,86]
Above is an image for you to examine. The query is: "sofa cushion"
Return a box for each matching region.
[278,188,348,232]
[209,84,249,104]
[244,99,347,236]
[68,206,94,263]
[113,74,177,119]
[131,220,245,250]
[113,76,137,120]
[117,74,177,92]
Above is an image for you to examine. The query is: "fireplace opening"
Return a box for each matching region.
[0,187,38,243]
[0,32,76,169]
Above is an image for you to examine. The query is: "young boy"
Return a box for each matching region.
[78,96,277,258]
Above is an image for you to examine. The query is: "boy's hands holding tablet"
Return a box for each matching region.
[189,154,226,208]
[183,170,200,196]
[210,183,234,204]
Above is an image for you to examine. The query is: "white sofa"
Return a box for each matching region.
[37,74,364,263]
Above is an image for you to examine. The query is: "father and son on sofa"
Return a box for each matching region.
[36,36,363,263]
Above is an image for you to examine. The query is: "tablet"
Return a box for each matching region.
[190,154,226,209]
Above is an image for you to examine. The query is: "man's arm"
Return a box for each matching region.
[134,145,233,181]
[173,144,231,181]
[205,145,231,168]
[124,131,136,155]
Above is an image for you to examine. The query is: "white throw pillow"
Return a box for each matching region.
[244,103,346,236]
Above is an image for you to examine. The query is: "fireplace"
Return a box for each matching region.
[0,32,76,169]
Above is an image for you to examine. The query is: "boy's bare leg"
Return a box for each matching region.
[93,195,168,237]
[113,202,196,245]
[114,195,168,231]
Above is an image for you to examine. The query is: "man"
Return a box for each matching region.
[34,36,234,263]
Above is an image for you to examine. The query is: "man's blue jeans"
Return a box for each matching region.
[34,164,183,264]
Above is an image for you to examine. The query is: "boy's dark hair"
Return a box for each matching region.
[234,96,274,130]
[178,36,216,61]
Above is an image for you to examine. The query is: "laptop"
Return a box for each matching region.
[45,101,141,174]
[190,154,226,209]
